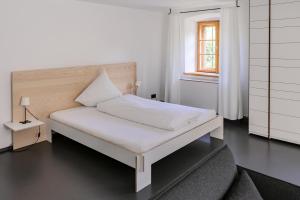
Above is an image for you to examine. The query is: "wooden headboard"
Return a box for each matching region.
[11,62,136,149]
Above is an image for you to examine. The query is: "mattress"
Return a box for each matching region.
[50,107,216,154]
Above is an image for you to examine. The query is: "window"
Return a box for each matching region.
[197,20,220,74]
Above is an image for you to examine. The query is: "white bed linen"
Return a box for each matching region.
[97,95,210,131]
[50,107,216,154]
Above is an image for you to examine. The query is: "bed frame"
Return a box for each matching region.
[48,116,223,192]
[11,62,223,192]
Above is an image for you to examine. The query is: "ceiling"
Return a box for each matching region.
[80,0,234,11]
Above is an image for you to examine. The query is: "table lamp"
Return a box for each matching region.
[136,81,142,88]
[20,96,31,124]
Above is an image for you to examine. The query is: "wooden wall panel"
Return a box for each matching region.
[249,110,269,137]
[250,29,269,43]
[249,96,268,112]
[271,129,300,145]
[250,0,300,145]
[272,18,300,27]
[250,80,268,90]
[250,66,268,82]
[271,82,300,93]
[250,44,269,58]
[250,58,268,67]
[272,58,300,68]
[272,27,300,43]
[271,90,300,101]
[250,21,268,29]
[272,1,300,19]
[271,114,300,134]
[250,88,268,97]
[250,5,269,21]
[272,43,300,59]
[249,125,268,137]
[250,0,268,7]
[249,110,268,127]
[249,0,270,137]
[271,98,300,117]
[271,67,300,84]
[272,0,298,3]
[270,1,300,144]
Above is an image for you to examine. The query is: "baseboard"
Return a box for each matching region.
[224,117,249,125]
[0,146,13,153]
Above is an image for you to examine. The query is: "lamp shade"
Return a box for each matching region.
[135,81,142,88]
[21,96,30,107]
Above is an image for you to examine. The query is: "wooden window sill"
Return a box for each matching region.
[184,72,219,78]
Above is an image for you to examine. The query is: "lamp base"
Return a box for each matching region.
[20,120,32,124]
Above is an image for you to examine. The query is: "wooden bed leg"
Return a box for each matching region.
[210,117,224,140]
[135,155,151,192]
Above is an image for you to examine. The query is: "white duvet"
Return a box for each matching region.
[97,95,216,131]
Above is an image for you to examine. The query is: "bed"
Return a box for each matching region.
[11,62,223,192]
[48,104,223,192]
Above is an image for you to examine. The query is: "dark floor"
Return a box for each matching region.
[224,119,300,187]
[1,120,300,200]
[0,132,222,200]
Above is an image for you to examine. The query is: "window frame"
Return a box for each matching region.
[197,20,220,74]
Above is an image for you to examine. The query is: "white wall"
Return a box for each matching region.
[180,78,219,110]
[0,0,167,149]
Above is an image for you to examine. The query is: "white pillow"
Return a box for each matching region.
[75,70,122,106]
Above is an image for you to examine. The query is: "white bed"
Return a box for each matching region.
[50,106,217,153]
[48,106,223,192]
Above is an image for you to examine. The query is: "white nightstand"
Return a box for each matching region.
[4,120,45,150]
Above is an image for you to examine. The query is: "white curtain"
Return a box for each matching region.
[164,15,185,104]
[184,19,197,73]
[218,7,243,120]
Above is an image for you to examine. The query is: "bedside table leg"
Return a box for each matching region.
[46,126,52,143]
[45,119,53,143]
